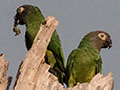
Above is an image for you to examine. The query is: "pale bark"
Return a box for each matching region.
[67,72,113,90]
[0,54,9,90]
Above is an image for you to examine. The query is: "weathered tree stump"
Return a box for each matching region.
[0,54,9,90]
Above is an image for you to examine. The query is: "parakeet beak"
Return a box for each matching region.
[103,38,112,49]
[14,14,19,27]
[14,13,25,26]
[108,39,112,49]
[13,13,22,36]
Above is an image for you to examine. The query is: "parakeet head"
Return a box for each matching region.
[88,30,112,51]
[79,31,112,51]
[14,5,40,25]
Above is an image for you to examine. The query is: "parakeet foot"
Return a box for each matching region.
[49,68,57,76]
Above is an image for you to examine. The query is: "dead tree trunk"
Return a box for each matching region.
[0,54,9,90]
[0,15,114,90]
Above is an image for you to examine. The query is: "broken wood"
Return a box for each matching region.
[0,54,9,90]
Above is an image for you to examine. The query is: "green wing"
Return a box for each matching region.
[48,30,65,72]
[66,48,102,87]
[46,30,65,84]
[95,55,102,74]
[65,49,77,86]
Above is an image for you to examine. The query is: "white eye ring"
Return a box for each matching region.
[98,33,106,40]
[17,7,24,14]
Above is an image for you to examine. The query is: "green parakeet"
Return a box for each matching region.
[65,31,112,87]
[13,5,65,84]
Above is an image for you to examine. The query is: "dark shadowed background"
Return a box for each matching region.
[0,0,119,89]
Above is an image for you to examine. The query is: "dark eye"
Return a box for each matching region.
[98,33,106,40]
[18,8,21,13]
[100,34,104,38]
[17,7,24,14]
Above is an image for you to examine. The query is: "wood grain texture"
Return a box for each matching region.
[0,54,9,90]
